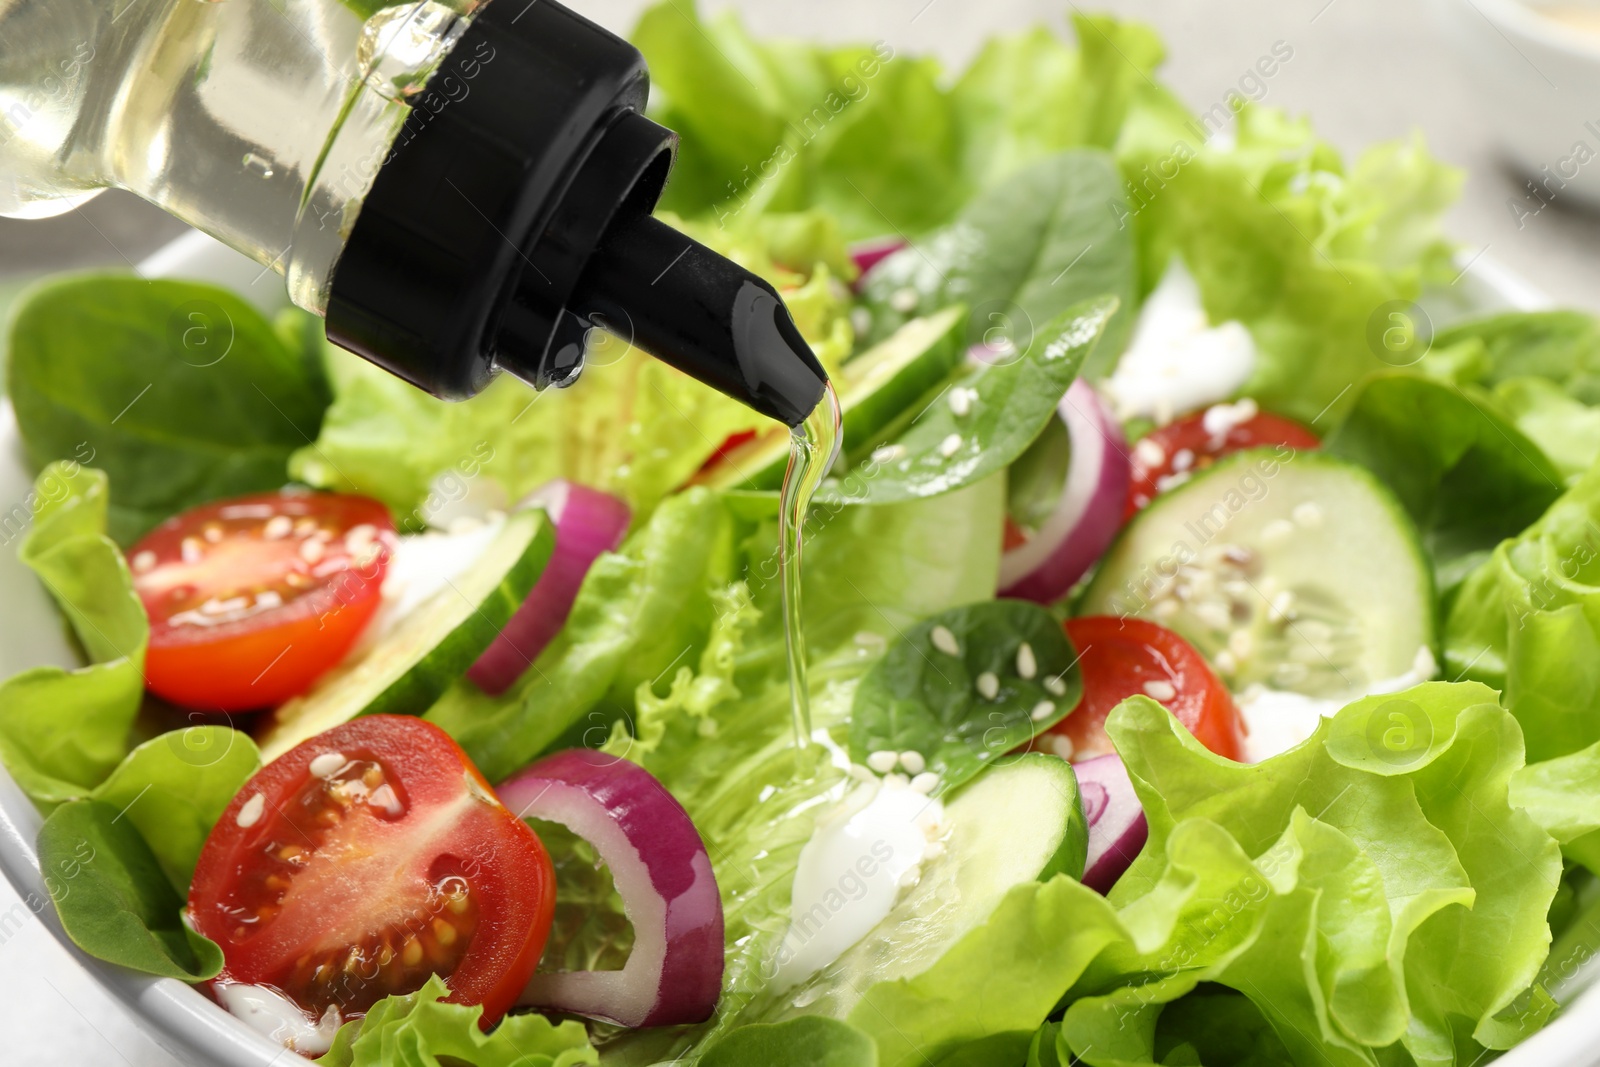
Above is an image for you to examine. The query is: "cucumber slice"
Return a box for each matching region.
[1079,450,1436,698]
[699,307,967,491]
[257,510,554,762]
[781,754,1086,1020]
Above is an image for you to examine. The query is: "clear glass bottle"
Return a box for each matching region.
[0,0,474,314]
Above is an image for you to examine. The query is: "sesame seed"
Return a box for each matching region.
[202,523,224,543]
[899,751,926,775]
[938,433,963,458]
[1215,650,1238,673]
[1292,502,1324,528]
[976,671,1000,700]
[235,793,265,829]
[1143,680,1177,702]
[308,752,346,778]
[889,287,920,314]
[931,625,960,656]
[871,444,906,465]
[1229,629,1255,659]
[909,772,940,794]
[922,841,946,862]
[345,524,377,555]
[299,538,326,564]
[132,550,157,574]
[263,515,293,540]
[1044,675,1068,697]
[1261,519,1295,547]
[866,750,899,774]
[897,867,921,889]
[1046,734,1075,760]
[1172,449,1196,473]
[1133,438,1167,469]
[851,307,874,336]
[369,783,403,816]
[1031,700,1056,722]
[181,537,203,564]
[255,591,283,610]
[947,387,976,417]
[1269,590,1295,622]
[1016,642,1037,679]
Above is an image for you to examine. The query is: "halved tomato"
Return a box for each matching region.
[1128,405,1320,517]
[1049,616,1244,762]
[189,716,554,1027]
[129,490,397,711]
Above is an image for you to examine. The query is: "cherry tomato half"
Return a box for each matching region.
[1049,617,1244,762]
[129,491,397,711]
[1128,406,1320,517]
[189,716,555,1028]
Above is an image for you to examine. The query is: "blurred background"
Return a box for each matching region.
[5,0,1598,309]
[3,0,1598,1062]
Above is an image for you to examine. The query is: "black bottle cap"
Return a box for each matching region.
[324,0,827,427]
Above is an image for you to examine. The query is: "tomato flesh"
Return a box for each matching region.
[1050,617,1244,762]
[189,716,554,1027]
[129,491,396,711]
[1128,406,1320,517]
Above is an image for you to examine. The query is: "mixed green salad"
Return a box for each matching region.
[7,4,1600,1066]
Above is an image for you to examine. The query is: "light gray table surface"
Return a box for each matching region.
[1,1,1597,1064]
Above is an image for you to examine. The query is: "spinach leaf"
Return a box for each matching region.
[858,150,1135,377]
[36,800,224,980]
[700,1018,878,1067]
[0,464,147,806]
[817,298,1114,508]
[849,601,1082,794]
[7,274,332,544]
[1325,371,1564,593]
[89,728,261,893]
[1434,311,1600,401]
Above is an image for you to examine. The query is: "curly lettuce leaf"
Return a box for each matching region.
[634,4,1164,240]
[319,975,596,1067]
[1432,311,1600,402]
[0,464,148,806]
[1120,106,1460,424]
[1493,376,1600,485]
[1445,462,1600,762]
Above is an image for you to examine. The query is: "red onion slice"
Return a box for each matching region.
[499,750,724,1028]
[850,236,908,285]
[1075,753,1148,895]
[999,379,1131,604]
[467,481,630,695]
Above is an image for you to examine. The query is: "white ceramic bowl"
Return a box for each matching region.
[1430,0,1600,211]
[0,232,1591,1065]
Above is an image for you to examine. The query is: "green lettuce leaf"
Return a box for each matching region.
[1493,376,1600,485]
[1325,371,1564,592]
[7,275,331,544]
[0,464,148,806]
[427,487,736,783]
[87,728,261,892]
[699,1017,878,1067]
[36,799,225,981]
[1120,106,1460,424]
[1432,311,1600,401]
[319,975,596,1066]
[634,4,1164,241]
[1445,462,1600,762]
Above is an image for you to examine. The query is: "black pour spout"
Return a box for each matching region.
[560,214,828,428]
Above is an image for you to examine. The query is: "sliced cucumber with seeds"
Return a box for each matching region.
[257,510,554,761]
[1079,450,1435,698]
[776,754,1086,1021]
[698,307,967,491]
